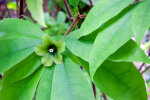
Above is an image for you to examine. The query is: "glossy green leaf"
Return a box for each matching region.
[64,31,92,62]
[132,0,150,46]
[51,57,95,100]
[94,60,147,100]
[65,31,150,72]
[36,66,55,100]
[0,66,44,100]
[69,0,79,7]
[109,39,150,63]
[1,53,41,86]
[78,0,134,38]
[89,6,134,78]
[0,18,43,73]
[26,0,46,27]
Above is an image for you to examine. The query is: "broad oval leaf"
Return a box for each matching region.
[0,66,44,100]
[78,0,134,38]
[0,18,43,73]
[89,5,135,78]
[51,57,95,100]
[132,0,150,46]
[26,0,46,27]
[94,60,147,100]
[1,53,41,86]
[36,66,55,100]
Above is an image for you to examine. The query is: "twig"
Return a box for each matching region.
[64,14,80,36]
[63,0,74,22]
[89,0,93,8]
[19,0,24,19]
[139,49,150,71]
[102,93,107,100]
[141,66,150,74]
[92,82,96,98]
[138,63,145,71]
[64,14,87,36]
[0,74,2,80]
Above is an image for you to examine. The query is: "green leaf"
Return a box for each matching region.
[69,0,79,7]
[0,18,43,73]
[78,0,134,38]
[132,0,150,46]
[89,5,135,78]
[0,66,44,100]
[57,11,66,24]
[51,57,95,100]
[36,66,55,100]
[64,31,92,62]
[65,31,150,72]
[94,60,147,100]
[1,53,41,86]
[109,39,150,63]
[26,0,46,27]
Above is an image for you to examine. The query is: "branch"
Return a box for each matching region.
[63,0,74,22]
[89,0,93,8]
[64,14,87,36]
[139,49,150,71]
[92,82,96,98]
[102,93,107,100]
[0,74,2,80]
[64,15,80,36]
[141,66,150,74]
[100,92,107,100]
[19,0,24,19]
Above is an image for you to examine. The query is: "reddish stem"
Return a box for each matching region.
[63,0,74,22]
[19,0,24,19]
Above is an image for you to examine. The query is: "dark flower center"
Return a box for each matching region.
[49,45,57,54]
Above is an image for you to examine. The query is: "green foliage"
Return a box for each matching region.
[78,0,134,38]
[94,60,147,100]
[0,0,150,100]
[0,66,44,100]
[1,53,41,86]
[69,0,80,7]
[132,0,150,46]
[26,0,46,27]
[89,5,135,77]
[0,18,43,74]
[36,57,95,100]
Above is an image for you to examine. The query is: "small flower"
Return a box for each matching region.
[34,34,65,66]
